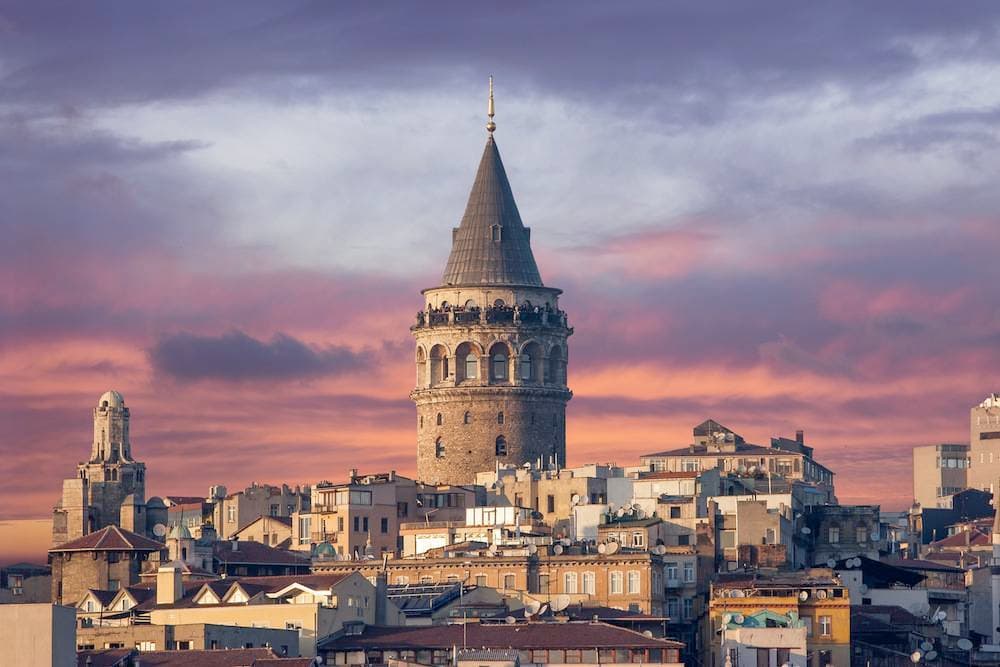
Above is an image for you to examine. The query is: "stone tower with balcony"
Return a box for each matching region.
[412,85,572,485]
[52,390,149,546]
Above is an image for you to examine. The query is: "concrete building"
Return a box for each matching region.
[52,391,152,546]
[968,393,1000,493]
[213,482,310,542]
[640,421,836,503]
[0,562,51,603]
[49,525,166,606]
[75,621,299,654]
[400,505,551,557]
[0,603,76,667]
[708,570,851,667]
[912,443,970,508]
[297,471,483,557]
[411,93,572,485]
[806,504,881,565]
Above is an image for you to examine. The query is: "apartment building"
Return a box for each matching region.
[912,443,969,508]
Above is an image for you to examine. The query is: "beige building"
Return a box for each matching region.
[0,603,76,667]
[295,471,482,556]
[52,391,153,546]
[968,393,1000,493]
[400,505,551,557]
[411,101,572,486]
[912,443,969,508]
[76,621,299,654]
[213,482,310,541]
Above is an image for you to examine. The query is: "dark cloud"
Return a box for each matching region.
[148,330,370,381]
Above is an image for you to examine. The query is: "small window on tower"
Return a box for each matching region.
[435,438,445,459]
[498,412,505,425]
[496,436,508,456]
[436,413,443,426]
[492,225,502,242]
[464,412,471,425]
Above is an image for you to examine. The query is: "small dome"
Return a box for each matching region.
[146,496,166,508]
[99,390,125,408]
[315,542,335,558]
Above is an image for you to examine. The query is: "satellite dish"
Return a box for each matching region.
[636,509,646,519]
[597,543,607,554]
[920,641,933,652]
[733,613,745,624]
[488,544,498,556]
[798,590,809,601]
[730,589,745,598]
[553,544,564,555]
[551,594,571,612]
[957,639,974,651]
[525,601,541,616]
[493,479,505,490]
[910,652,922,664]
[560,538,571,547]
[505,616,516,624]
[527,544,538,555]
[801,527,811,535]
[925,651,937,661]
[605,541,619,555]
[632,503,642,511]
[538,604,549,617]
[816,590,828,599]
[153,523,167,538]
[616,508,626,518]
[935,610,947,622]
[654,545,667,555]
[859,584,869,594]
[787,611,798,621]
[826,559,837,568]
[722,613,732,624]
[571,494,581,505]
[643,630,653,638]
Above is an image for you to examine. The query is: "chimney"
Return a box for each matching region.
[231,538,238,552]
[350,468,358,482]
[156,565,183,605]
[374,569,388,625]
[795,430,804,444]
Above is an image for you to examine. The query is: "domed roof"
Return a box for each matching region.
[315,541,335,558]
[98,390,125,408]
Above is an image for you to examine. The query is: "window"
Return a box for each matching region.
[465,354,478,379]
[492,225,502,242]
[666,597,678,618]
[86,600,94,612]
[670,506,681,519]
[503,574,515,589]
[270,503,279,516]
[801,616,812,637]
[338,517,344,532]
[564,572,578,594]
[363,517,368,532]
[627,571,640,594]
[435,438,445,458]
[631,532,644,547]
[683,562,694,583]
[395,576,409,585]
[819,615,832,637]
[666,562,678,581]
[497,411,505,425]
[436,413,443,426]
[464,411,471,424]
[856,526,867,543]
[547,495,555,513]
[677,534,690,546]
[108,579,120,591]
[491,347,508,381]
[353,517,360,532]
[228,506,236,522]
[609,571,623,594]
[828,526,840,543]
[682,598,692,619]
[520,353,532,380]
[496,436,508,456]
[583,572,596,595]
[381,518,389,534]
[475,574,487,587]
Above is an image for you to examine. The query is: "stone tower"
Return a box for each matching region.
[52,390,148,546]
[412,82,572,484]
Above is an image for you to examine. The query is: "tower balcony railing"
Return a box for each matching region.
[414,305,568,330]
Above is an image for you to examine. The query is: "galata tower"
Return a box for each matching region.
[412,79,572,485]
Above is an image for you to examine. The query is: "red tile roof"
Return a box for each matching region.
[641,442,776,458]
[50,525,164,552]
[213,540,311,566]
[125,648,278,666]
[77,648,135,667]
[253,660,315,667]
[928,527,991,548]
[320,621,684,651]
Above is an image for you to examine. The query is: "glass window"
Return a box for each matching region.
[503,574,515,589]
[465,354,478,379]
[583,572,596,595]
[682,598,692,619]
[520,354,532,380]
[609,571,623,594]
[828,526,840,543]
[627,571,640,594]
[683,562,694,582]
[564,572,578,594]
[497,411,505,424]
[435,438,445,458]
[856,526,867,543]
[463,411,471,424]
[495,436,507,456]
[492,353,508,380]
[819,615,832,636]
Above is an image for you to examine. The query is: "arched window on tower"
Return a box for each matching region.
[436,413,443,426]
[455,342,480,383]
[435,438,445,458]
[520,353,532,381]
[489,343,509,382]
[498,411,505,425]
[496,436,508,456]
[430,345,448,386]
[491,225,502,242]
[464,412,471,425]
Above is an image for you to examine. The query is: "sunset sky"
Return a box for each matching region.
[2,2,999,564]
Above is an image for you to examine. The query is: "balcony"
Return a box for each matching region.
[413,305,569,330]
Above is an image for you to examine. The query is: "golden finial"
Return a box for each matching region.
[487,75,496,133]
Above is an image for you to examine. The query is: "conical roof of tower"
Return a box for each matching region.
[441,136,543,287]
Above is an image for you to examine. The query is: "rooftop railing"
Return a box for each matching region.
[414,305,568,329]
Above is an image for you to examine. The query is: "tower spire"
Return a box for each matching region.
[487,75,496,134]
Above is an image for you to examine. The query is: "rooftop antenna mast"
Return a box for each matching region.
[487,75,497,134]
